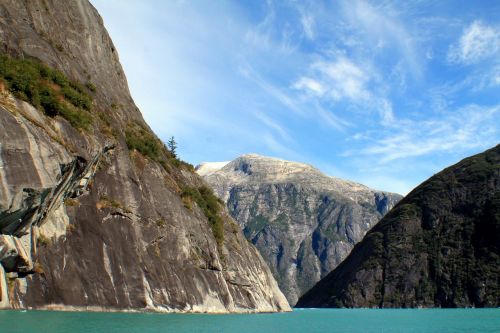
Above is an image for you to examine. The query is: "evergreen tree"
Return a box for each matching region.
[167,136,177,158]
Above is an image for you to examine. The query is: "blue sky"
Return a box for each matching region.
[91,0,500,194]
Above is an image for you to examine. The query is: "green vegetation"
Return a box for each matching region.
[244,214,269,238]
[85,81,96,92]
[98,195,131,213]
[125,121,195,172]
[125,122,162,161]
[299,145,500,308]
[61,84,91,110]
[156,218,166,228]
[0,53,94,130]
[167,136,177,158]
[271,213,289,229]
[181,185,224,246]
[460,153,500,182]
[323,223,348,243]
[243,213,288,238]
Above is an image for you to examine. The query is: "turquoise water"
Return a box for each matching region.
[0,308,499,332]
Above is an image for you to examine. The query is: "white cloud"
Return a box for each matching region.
[292,77,325,95]
[428,63,500,103]
[471,65,500,90]
[293,56,395,125]
[294,57,370,101]
[352,104,500,163]
[300,13,315,40]
[241,63,349,131]
[484,65,500,87]
[315,58,371,101]
[378,99,395,124]
[279,23,298,54]
[448,21,500,64]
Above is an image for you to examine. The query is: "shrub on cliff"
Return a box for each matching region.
[0,53,93,130]
[125,122,194,173]
[181,185,224,246]
[125,123,162,161]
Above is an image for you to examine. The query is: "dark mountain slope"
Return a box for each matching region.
[297,144,500,308]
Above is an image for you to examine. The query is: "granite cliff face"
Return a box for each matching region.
[197,154,402,305]
[297,145,500,308]
[0,0,289,312]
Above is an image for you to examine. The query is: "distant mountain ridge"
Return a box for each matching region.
[197,154,402,305]
[297,144,500,308]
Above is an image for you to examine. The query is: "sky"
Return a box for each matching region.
[91,0,500,195]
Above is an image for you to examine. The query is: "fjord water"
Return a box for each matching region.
[1,309,499,333]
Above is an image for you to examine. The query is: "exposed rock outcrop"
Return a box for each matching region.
[0,0,289,313]
[297,144,500,308]
[197,154,402,305]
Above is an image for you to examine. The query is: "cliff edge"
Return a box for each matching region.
[0,0,289,313]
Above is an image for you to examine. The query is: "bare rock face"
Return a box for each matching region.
[197,154,402,305]
[0,0,289,313]
[297,145,500,308]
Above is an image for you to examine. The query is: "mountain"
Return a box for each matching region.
[297,144,500,308]
[0,0,289,312]
[197,154,402,305]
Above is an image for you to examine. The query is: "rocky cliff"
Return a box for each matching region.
[197,154,402,305]
[297,144,500,308]
[0,0,290,313]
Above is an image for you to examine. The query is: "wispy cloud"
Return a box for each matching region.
[300,13,315,40]
[350,104,500,163]
[240,62,349,131]
[262,132,301,160]
[244,1,275,51]
[293,56,394,125]
[239,63,304,115]
[448,21,500,64]
[343,0,422,79]
[378,99,395,124]
[254,111,293,143]
[493,67,500,85]
[243,0,303,54]
[467,66,500,91]
[315,103,351,131]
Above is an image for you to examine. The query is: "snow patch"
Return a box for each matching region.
[195,161,230,176]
